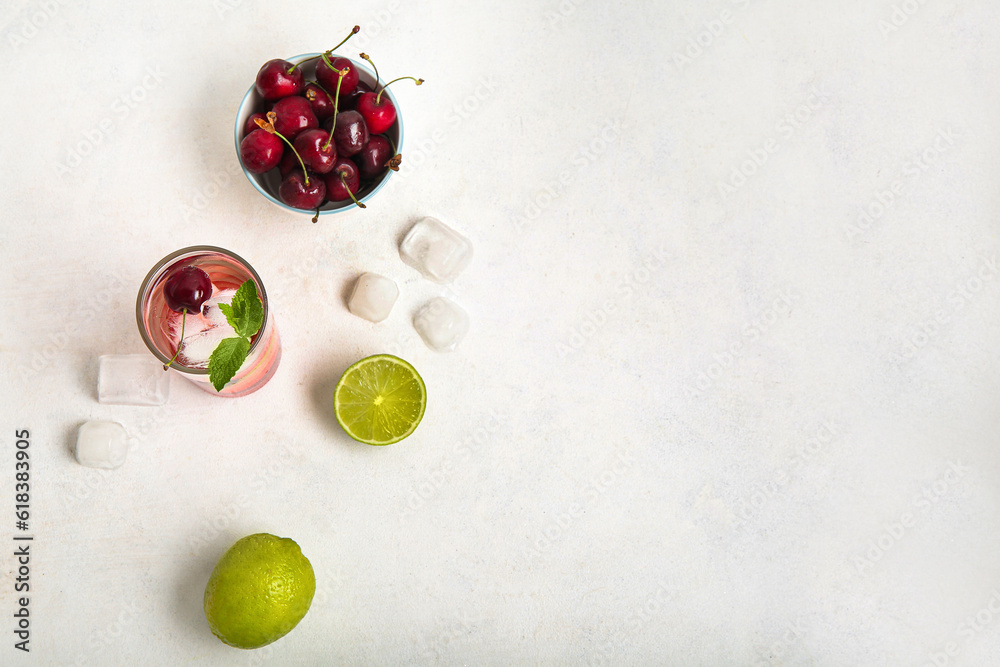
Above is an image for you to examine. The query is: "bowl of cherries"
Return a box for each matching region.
[236,26,422,219]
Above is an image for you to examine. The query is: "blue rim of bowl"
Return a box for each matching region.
[234,53,405,216]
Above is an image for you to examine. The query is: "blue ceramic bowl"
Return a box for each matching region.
[235,53,404,216]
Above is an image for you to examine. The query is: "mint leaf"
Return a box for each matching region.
[223,280,264,340]
[205,280,263,392]
[218,301,235,325]
[208,337,250,392]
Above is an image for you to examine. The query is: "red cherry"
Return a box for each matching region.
[342,81,373,111]
[255,59,304,101]
[240,129,284,173]
[326,110,369,157]
[312,25,361,99]
[163,266,212,314]
[354,54,422,135]
[354,135,394,181]
[271,96,318,140]
[317,56,359,99]
[278,147,299,177]
[243,112,266,137]
[323,158,365,209]
[355,92,396,135]
[294,129,337,174]
[304,82,336,120]
[279,169,326,210]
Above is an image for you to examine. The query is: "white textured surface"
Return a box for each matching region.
[3,0,1000,664]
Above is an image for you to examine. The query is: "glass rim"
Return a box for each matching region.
[135,245,270,375]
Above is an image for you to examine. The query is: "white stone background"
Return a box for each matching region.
[2,0,1000,665]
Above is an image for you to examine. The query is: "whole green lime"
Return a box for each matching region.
[203,533,315,649]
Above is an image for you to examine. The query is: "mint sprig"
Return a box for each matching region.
[218,279,264,339]
[208,280,263,392]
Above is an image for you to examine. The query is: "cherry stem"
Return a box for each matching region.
[286,55,312,74]
[288,57,316,74]
[383,135,402,171]
[288,25,359,72]
[273,129,309,185]
[341,172,366,209]
[323,69,348,151]
[329,25,361,53]
[359,53,380,95]
[163,309,187,370]
[376,76,423,105]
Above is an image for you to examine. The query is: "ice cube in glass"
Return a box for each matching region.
[413,297,469,352]
[348,273,399,323]
[398,217,472,284]
[75,421,129,469]
[98,354,170,406]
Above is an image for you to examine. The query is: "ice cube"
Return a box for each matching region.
[398,217,473,284]
[348,273,399,323]
[98,354,170,406]
[413,297,469,352]
[75,421,128,469]
[170,289,238,368]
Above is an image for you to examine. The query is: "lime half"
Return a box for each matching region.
[334,354,426,445]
